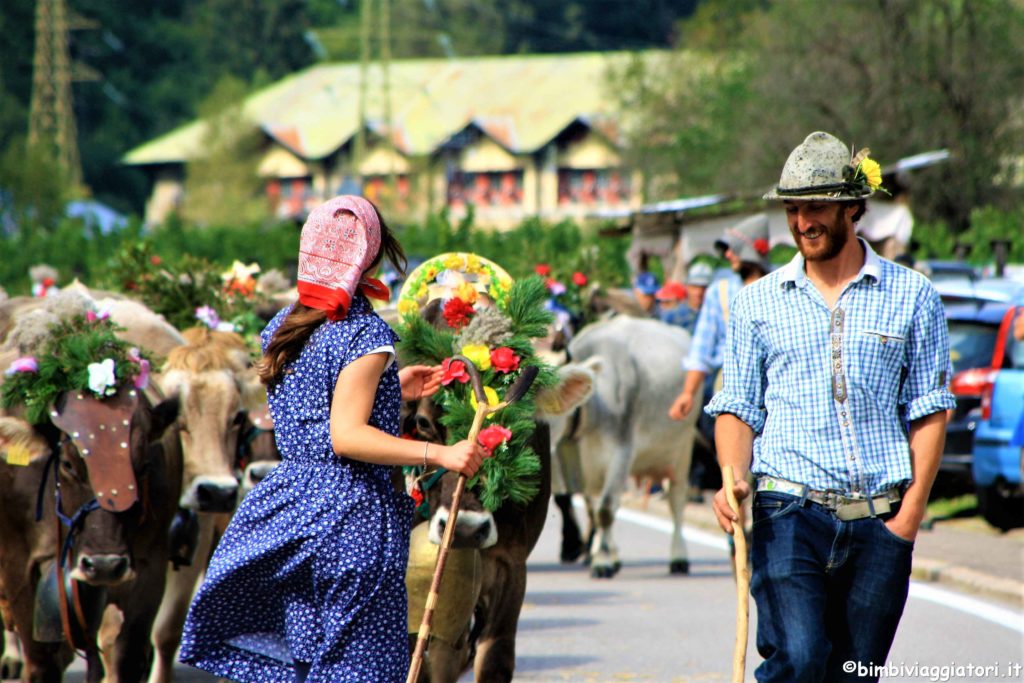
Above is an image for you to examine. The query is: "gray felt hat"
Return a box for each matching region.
[763,131,875,201]
[715,213,771,268]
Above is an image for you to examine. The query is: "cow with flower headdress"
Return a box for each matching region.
[0,290,181,681]
[396,253,594,682]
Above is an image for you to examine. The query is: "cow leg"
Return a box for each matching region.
[1,595,24,681]
[666,471,691,575]
[425,631,472,683]
[473,556,524,683]
[2,561,73,683]
[149,516,216,683]
[552,494,584,564]
[1,624,23,681]
[666,418,697,575]
[587,442,630,579]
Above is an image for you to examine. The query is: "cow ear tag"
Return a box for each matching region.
[2,441,31,466]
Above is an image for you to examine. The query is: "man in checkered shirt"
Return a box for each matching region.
[706,132,955,683]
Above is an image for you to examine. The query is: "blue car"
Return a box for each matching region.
[971,302,1024,530]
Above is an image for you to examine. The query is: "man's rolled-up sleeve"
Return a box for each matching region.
[683,287,722,373]
[901,287,956,422]
[705,293,766,433]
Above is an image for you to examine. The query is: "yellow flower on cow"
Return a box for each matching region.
[425,266,439,281]
[398,299,420,317]
[455,282,478,305]
[417,284,429,299]
[858,157,883,191]
[470,385,501,418]
[466,254,482,273]
[461,343,492,371]
[444,254,464,270]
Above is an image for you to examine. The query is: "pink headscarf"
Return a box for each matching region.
[296,195,391,321]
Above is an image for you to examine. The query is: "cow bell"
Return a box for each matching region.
[33,561,106,647]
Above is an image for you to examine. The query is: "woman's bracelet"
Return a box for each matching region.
[422,442,429,469]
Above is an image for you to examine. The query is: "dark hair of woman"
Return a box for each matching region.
[258,203,406,386]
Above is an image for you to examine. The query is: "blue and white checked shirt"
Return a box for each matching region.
[706,241,955,495]
[683,272,742,373]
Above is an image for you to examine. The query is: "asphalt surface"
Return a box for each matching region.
[45,490,1024,681]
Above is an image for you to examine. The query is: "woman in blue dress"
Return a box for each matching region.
[179,195,486,682]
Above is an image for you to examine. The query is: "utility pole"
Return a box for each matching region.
[29,0,82,189]
[380,0,396,197]
[355,0,372,189]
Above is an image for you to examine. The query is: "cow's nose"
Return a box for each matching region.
[79,554,130,584]
[196,481,239,512]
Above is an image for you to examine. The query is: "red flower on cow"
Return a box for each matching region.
[572,271,588,287]
[753,238,770,256]
[490,347,520,374]
[477,424,513,454]
[534,263,551,277]
[443,297,475,330]
[440,357,470,385]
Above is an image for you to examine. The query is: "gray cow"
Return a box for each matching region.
[558,316,700,578]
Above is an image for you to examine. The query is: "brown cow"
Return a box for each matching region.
[146,330,277,683]
[0,293,181,681]
[405,364,593,682]
[0,386,180,682]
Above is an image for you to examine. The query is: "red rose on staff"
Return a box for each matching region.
[490,346,521,374]
[534,263,551,277]
[443,297,475,330]
[572,271,588,287]
[440,357,470,385]
[477,424,512,454]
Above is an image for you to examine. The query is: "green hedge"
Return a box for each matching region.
[0,210,632,296]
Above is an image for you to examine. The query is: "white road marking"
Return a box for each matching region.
[611,506,1024,633]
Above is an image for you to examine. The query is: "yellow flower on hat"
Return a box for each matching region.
[859,157,883,191]
[461,344,491,371]
[470,385,501,416]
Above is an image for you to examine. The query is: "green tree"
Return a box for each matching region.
[614,0,1024,230]
[181,76,267,227]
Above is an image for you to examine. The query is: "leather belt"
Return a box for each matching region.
[756,475,901,521]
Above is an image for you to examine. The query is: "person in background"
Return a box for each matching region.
[668,213,771,422]
[709,131,955,682]
[655,279,693,330]
[683,260,714,314]
[632,270,661,316]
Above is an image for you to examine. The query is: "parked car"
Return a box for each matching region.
[933,276,1024,305]
[939,301,1012,493]
[971,303,1024,531]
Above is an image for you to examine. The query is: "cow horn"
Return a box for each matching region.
[451,354,487,405]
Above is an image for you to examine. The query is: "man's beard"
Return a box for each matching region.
[792,213,849,262]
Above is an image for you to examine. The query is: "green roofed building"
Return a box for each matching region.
[124,51,674,227]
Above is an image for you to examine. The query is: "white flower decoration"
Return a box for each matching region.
[87,358,117,397]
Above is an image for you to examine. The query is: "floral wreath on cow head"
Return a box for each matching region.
[1,303,152,426]
[396,252,557,512]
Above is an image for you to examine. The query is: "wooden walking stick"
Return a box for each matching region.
[406,359,539,683]
[722,465,749,683]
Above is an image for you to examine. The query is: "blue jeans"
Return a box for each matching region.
[751,491,914,682]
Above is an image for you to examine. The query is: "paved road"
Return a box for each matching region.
[61,500,1024,682]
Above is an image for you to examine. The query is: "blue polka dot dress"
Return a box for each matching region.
[179,294,415,682]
